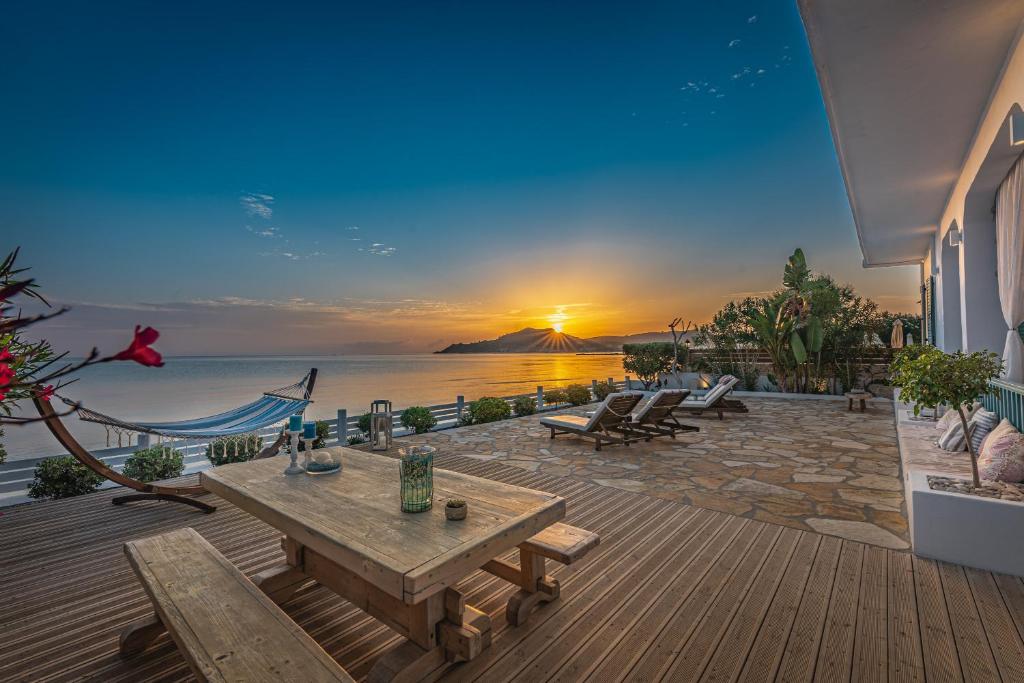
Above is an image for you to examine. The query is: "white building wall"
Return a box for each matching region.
[933,28,1024,354]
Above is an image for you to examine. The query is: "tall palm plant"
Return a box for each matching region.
[746,298,796,392]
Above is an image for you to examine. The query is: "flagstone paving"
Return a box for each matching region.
[384,396,909,549]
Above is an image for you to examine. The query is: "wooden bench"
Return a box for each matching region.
[119,527,354,682]
[482,522,600,626]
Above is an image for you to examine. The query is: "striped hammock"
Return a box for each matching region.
[62,370,316,440]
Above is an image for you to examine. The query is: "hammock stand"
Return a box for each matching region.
[33,368,318,514]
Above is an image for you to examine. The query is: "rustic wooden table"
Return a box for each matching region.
[201,448,565,681]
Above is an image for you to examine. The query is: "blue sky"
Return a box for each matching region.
[0,1,918,355]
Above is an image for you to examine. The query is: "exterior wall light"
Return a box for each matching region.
[948,227,962,247]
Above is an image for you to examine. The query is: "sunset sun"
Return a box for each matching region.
[548,308,570,334]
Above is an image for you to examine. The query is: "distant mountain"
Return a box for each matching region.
[435,328,696,353]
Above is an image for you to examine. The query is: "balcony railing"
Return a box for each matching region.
[981,378,1024,430]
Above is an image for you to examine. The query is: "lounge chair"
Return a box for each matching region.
[540,391,644,451]
[669,375,748,420]
[626,389,700,439]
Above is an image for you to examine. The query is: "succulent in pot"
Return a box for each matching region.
[445,498,468,520]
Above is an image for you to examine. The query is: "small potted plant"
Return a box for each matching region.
[445,498,468,521]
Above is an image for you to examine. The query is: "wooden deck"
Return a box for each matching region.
[3,453,1024,682]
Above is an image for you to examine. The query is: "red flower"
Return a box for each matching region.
[0,347,13,363]
[37,384,54,402]
[0,363,13,387]
[112,326,164,367]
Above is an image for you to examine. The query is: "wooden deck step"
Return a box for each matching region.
[122,527,354,682]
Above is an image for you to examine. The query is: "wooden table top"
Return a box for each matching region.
[201,448,565,604]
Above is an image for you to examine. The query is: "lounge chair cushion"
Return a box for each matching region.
[540,415,591,430]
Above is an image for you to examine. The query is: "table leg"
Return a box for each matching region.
[504,547,560,626]
[273,537,489,681]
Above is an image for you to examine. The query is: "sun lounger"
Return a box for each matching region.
[670,375,748,420]
[539,391,644,451]
[625,389,700,439]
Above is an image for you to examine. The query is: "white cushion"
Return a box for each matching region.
[540,415,591,430]
[937,419,967,452]
[968,408,1000,454]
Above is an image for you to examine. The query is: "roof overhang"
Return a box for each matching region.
[798,0,1024,267]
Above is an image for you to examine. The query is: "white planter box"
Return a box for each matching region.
[908,470,1024,576]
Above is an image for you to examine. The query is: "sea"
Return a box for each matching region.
[3,353,627,461]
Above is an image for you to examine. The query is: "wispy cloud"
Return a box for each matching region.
[240,192,274,220]
[747,15,757,23]
[366,243,397,256]
[728,39,741,48]
[246,225,280,238]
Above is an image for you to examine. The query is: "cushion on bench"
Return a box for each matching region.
[125,527,353,683]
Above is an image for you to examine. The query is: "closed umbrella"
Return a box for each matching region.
[891,319,905,349]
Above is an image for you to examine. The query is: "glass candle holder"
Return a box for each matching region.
[305,448,341,475]
[398,445,435,512]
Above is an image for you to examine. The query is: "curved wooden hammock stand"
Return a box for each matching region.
[31,368,318,514]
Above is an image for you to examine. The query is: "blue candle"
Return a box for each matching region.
[303,421,316,440]
[289,415,302,432]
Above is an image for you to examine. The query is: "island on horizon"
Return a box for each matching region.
[434,327,695,354]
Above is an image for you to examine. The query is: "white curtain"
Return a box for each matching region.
[995,156,1024,382]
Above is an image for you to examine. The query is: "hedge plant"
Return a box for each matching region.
[206,434,264,466]
[357,412,372,436]
[122,446,185,483]
[565,384,592,406]
[462,397,511,425]
[401,406,437,434]
[297,420,330,451]
[513,396,537,416]
[543,388,568,405]
[0,428,6,465]
[27,456,103,499]
[593,381,616,401]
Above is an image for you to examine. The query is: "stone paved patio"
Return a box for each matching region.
[382,396,909,549]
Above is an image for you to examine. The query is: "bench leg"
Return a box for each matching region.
[368,587,488,682]
[505,548,560,627]
[119,613,166,656]
[252,564,309,603]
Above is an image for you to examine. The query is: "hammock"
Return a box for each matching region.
[68,372,315,439]
[33,368,318,513]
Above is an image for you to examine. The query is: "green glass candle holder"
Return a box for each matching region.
[398,446,435,513]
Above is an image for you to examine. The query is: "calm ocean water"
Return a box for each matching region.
[3,354,627,460]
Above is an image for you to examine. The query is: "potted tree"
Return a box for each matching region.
[890,345,1003,488]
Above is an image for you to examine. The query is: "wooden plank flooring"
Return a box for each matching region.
[2,453,1024,682]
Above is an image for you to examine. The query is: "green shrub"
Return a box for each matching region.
[593,381,616,401]
[27,456,103,499]
[357,412,372,435]
[401,406,437,434]
[122,446,184,483]
[298,420,330,451]
[622,343,673,389]
[543,388,568,405]
[565,384,592,406]
[513,396,537,416]
[0,428,6,465]
[463,397,511,425]
[347,434,367,445]
[206,434,264,466]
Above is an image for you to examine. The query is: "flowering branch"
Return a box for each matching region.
[0,248,166,428]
